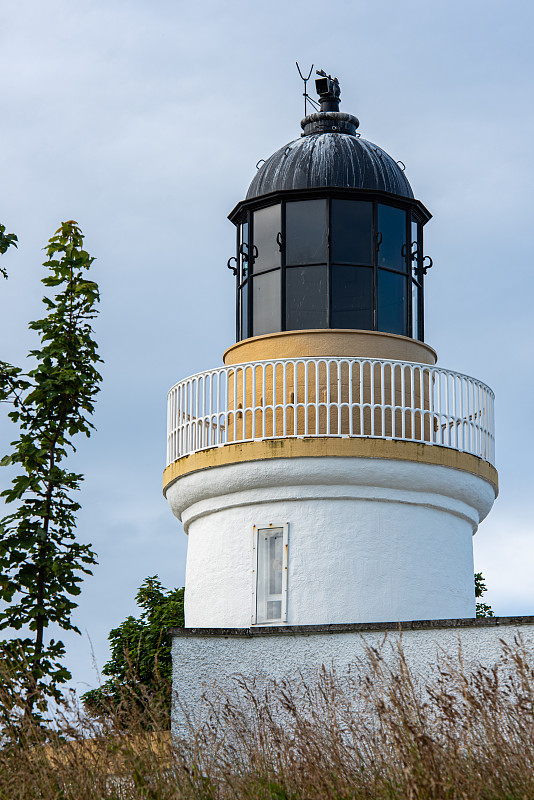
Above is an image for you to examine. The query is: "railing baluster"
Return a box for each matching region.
[243,366,246,442]
[224,369,230,445]
[304,360,309,436]
[293,360,297,436]
[315,359,320,436]
[262,363,267,439]
[348,361,354,436]
[359,361,365,436]
[432,370,439,446]
[387,361,392,438]
[273,361,278,438]
[282,361,287,437]
[324,360,330,436]
[250,365,256,440]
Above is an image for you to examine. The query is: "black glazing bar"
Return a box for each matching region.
[327,197,332,328]
[372,201,378,331]
[281,198,287,331]
[406,208,412,338]
[235,223,240,341]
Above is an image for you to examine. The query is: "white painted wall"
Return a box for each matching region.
[165,456,496,627]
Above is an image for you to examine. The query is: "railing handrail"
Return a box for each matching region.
[167,357,495,401]
[166,356,495,467]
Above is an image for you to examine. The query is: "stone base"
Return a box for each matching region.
[170,616,534,734]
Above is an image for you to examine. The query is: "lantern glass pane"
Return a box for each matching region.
[253,205,281,273]
[253,269,280,336]
[286,265,328,330]
[378,269,407,335]
[378,204,407,272]
[331,265,373,330]
[285,199,327,265]
[331,199,373,264]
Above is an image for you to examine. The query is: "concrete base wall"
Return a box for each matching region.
[170,617,534,733]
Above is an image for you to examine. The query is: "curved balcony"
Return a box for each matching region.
[166,357,495,467]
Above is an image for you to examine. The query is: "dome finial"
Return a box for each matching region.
[315,69,341,112]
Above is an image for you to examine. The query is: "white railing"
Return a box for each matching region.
[166,358,495,467]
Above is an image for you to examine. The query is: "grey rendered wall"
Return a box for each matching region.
[170,618,534,735]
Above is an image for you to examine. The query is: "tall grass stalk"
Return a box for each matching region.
[1,636,534,799]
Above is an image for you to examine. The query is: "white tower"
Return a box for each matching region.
[164,74,497,631]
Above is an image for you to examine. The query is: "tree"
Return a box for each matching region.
[0,223,18,279]
[82,576,184,724]
[475,571,494,618]
[0,221,102,720]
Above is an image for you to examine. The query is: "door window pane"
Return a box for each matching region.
[378,204,406,271]
[331,265,373,330]
[268,534,283,595]
[253,205,281,273]
[331,199,373,264]
[378,269,407,336]
[286,265,328,330]
[285,199,327,265]
[253,270,280,336]
[257,528,283,623]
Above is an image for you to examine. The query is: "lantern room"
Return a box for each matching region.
[228,73,432,344]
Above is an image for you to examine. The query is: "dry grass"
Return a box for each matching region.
[1,636,534,799]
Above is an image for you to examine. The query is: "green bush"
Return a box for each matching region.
[82,577,184,724]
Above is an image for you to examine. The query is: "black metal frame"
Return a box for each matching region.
[230,188,431,344]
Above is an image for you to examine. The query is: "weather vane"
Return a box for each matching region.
[296,62,319,116]
[296,64,341,116]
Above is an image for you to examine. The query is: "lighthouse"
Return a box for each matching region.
[163,72,498,635]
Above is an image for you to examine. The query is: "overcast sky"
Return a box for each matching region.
[1,0,533,694]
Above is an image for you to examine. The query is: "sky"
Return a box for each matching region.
[0,0,533,695]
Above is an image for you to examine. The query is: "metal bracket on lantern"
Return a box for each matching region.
[422,255,433,274]
[402,241,419,263]
[227,256,238,276]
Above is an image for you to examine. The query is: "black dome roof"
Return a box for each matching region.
[246,131,414,201]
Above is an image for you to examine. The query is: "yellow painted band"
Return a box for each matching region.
[163,438,498,496]
[223,329,438,366]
